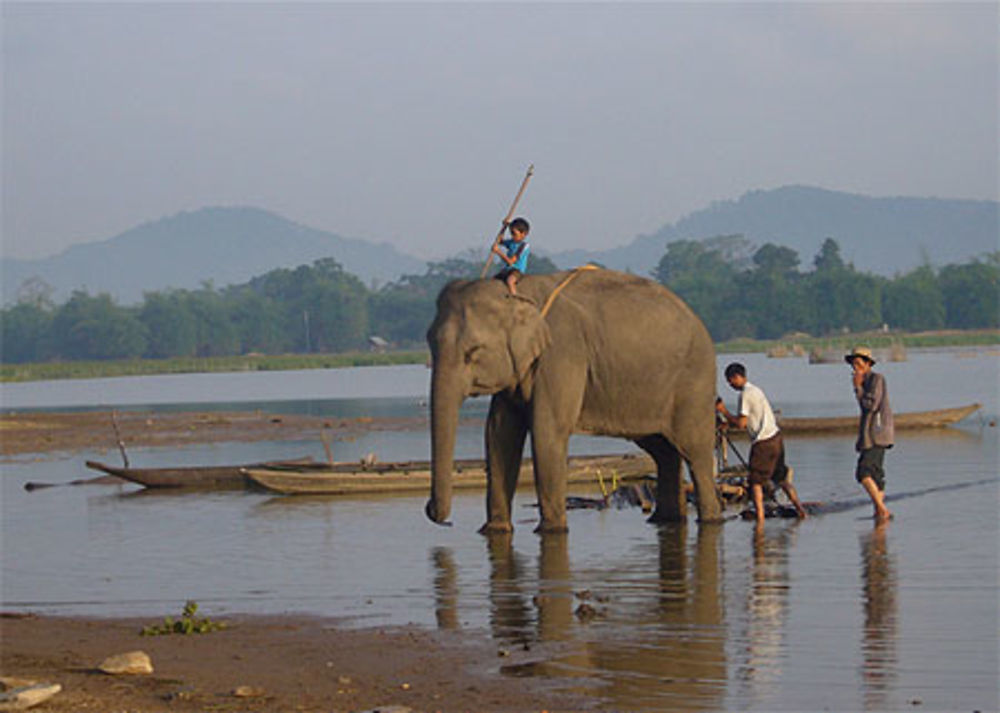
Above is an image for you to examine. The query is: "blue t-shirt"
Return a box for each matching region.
[499,238,530,273]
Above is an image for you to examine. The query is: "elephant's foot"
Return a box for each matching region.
[694,501,726,524]
[695,513,728,525]
[533,520,569,534]
[646,508,685,525]
[478,521,513,536]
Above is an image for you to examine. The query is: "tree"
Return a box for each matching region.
[139,291,198,358]
[938,256,999,328]
[813,237,845,272]
[882,266,944,331]
[653,238,742,338]
[752,243,800,277]
[805,238,858,334]
[1,301,54,362]
[51,291,148,360]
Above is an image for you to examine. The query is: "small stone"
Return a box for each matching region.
[163,688,195,702]
[400,682,411,690]
[0,683,62,710]
[98,650,153,675]
[497,648,510,657]
[232,685,265,698]
[337,675,352,684]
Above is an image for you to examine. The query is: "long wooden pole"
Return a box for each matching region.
[479,164,534,279]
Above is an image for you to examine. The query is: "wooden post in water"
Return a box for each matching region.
[111,410,130,468]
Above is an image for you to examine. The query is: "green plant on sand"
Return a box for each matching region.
[140,600,227,636]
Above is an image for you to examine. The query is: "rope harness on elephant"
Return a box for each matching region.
[539,264,601,318]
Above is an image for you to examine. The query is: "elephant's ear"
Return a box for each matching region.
[507,296,550,382]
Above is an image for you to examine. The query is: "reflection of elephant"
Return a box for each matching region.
[425,268,723,533]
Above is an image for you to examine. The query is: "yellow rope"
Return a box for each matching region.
[539,264,600,318]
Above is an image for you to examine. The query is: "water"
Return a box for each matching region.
[2,348,998,712]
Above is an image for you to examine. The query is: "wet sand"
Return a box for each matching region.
[1,613,589,712]
[0,410,592,712]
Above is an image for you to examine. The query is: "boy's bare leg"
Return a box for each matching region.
[505,273,518,295]
[751,482,765,524]
[859,475,892,521]
[780,482,808,519]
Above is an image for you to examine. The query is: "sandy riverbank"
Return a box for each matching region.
[0,408,430,459]
[1,613,592,712]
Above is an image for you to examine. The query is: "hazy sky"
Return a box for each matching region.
[3,2,997,261]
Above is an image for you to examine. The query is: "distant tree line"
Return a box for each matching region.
[652,236,998,341]
[2,239,997,363]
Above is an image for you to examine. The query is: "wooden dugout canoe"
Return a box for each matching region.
[84,457,321,489]
[243,453,657,496]
[776,403,981,434]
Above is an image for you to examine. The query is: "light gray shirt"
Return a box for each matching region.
[855,371,894,451]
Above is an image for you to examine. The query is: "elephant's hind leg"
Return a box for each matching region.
[481,394,528,534]
[635,434,686,523]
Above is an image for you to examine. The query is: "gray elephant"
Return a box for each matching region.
[425,268,723,533]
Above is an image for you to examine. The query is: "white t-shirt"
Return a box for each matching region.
[737,381,779,443]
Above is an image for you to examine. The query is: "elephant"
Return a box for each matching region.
[425,267,723,533]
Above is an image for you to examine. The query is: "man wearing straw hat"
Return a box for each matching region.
[846,346,895,521]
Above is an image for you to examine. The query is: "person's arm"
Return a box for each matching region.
[715,398,748,429]
[491,243,516,266]
[858,373,884,414]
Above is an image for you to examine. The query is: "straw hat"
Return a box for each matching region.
[844,346,876,365]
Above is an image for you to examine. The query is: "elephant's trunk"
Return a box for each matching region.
[426,363,463,526]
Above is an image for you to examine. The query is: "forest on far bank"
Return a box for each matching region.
[2,235,997,365]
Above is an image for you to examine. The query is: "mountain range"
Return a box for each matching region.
[3,186,997,305]
[552,185,998,275]
[2,207,425,305]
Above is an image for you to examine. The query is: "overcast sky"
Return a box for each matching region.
[3,2,997,261]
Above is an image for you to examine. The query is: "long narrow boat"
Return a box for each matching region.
[777,403,981,434]
[243,453,657,496]
[86,404,981,493]
[84,457,322,489]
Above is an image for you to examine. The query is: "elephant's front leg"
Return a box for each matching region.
[529,417,572,534]
[481,393,529,534]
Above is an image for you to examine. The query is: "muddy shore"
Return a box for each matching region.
[1,613,592,712]
[0,408,432,459]
[1,410,593,712]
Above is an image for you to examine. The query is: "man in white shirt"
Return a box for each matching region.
[716,362,808,524]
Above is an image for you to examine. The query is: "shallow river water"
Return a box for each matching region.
[2,349,997,712]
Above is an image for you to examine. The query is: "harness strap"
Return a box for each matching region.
[539,264,600,318]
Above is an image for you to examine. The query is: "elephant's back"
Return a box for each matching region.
[535,268,709,335]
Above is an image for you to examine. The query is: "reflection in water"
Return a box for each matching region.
[473,525,728,711]
[536,533,574,642]
[859,523,897,711]
[485,533,532,645]
[431,547,459,630]
[739,523,797,706]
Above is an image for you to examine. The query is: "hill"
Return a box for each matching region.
[552,186,999,276]
[1,207,426,305]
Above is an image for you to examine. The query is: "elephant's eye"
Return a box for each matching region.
[464,346,482,364]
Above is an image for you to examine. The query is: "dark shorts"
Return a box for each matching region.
[856,446,887,490]
[495,268,522,282]
[748,432,790,487]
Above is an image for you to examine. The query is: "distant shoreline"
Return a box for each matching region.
[1,330,997,384]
